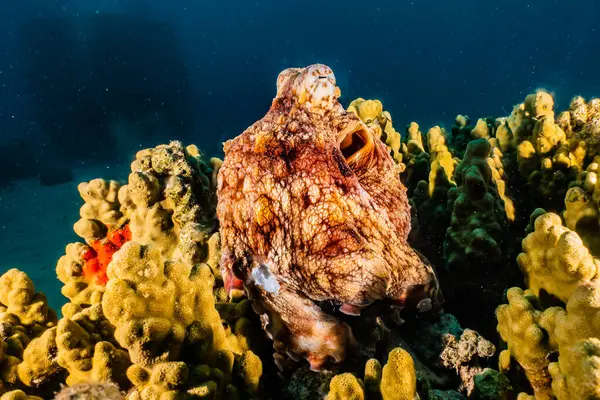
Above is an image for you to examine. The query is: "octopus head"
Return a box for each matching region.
[275,64,341,111]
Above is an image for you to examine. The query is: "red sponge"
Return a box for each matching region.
[82,225,132,285]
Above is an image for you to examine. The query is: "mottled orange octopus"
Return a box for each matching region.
[217,64,442,371]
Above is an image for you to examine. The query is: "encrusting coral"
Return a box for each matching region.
[5,65,600,399]
[557,95,600,156]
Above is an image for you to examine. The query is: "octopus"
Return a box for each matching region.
[216,64,442,371]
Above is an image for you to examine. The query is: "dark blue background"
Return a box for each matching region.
[1,0,599,177]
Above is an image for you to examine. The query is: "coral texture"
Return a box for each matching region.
[6,67,600,400]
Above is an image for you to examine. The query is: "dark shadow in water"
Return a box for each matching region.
[13,12,196,182]
[0,138,37,188]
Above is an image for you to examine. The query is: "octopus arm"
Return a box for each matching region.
[248,283,357,372]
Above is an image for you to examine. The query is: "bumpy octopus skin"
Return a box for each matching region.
[216,64,442,371]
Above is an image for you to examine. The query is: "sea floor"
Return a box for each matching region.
[0,164,130,313]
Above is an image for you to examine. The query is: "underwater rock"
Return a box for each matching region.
[53,382,124,400]
[439,329,495,395]
[428,389,466,400]
[471,368,513,400]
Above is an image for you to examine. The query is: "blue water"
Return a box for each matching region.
[2,1,599,173]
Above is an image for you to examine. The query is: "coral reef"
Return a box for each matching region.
[0,141,245,399]
[3,65,600,400]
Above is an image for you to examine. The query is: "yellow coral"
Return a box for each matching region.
[0,269,56,327]
[517,212,599,301]
[74,179,126,242]
[487,147,515,221]
[56,243,105,307]
[0,391,43,400]
[507,102,535,144]
[406,122,424,153]
[364,358,382,396]
[0,142,233,398]
[524,91,555,119]
[124,141,217,265]
[471,118,490,139]
[17,327,61,387]
[326,373,364,400]
[426,126,457,197]
[549,338,600,400]
[563,186,600,255]
[347,98,404,167]
[216,298,256,356]
[380,347,417,400]
[347,98,383,125]
[55,304,130,387]
[546,282,600,367]
[0,270,59,390]
[540,281,600,399]
[507,91,564,158]
[102,241,233,397]
[455,114,469,127]
[496,287,555,399]
[531,116,566,155]
[236,350,262,396]
[516,140,537,176]
[495,122,514,151]
[516,393,536,400]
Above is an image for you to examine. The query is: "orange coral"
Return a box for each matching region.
[82,225,131,285]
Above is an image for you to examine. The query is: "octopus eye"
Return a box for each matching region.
[339,127,375,170]
[416,298,432,313]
